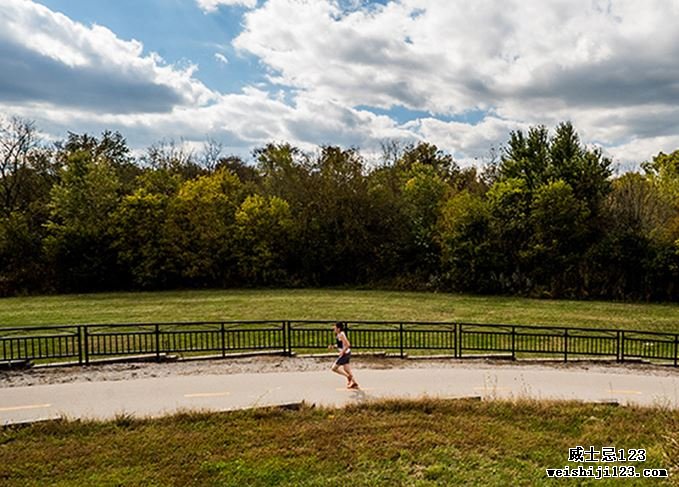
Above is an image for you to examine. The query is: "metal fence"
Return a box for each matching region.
[1,320,678,367]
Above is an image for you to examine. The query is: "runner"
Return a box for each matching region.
[328,322,359,389]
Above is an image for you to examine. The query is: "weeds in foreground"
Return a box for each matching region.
[1,398,676,486]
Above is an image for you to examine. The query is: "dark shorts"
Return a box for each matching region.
[334,352,351,366]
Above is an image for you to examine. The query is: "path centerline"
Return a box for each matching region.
[184,392,231,398]
[0,403,52,412]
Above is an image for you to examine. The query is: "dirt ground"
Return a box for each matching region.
[2,353,679,388]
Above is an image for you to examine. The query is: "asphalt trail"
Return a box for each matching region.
[2,364,679,425]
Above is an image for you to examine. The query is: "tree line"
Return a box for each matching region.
[1,116,678,300]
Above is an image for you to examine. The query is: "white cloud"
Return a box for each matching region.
[232,0,679,164]
[2,0,679,167]
[0,0,214,113]
[196,0,258,13]
[1,86,416,160]
[0,1,419,159]
[214,52,229,65]
[404,116,526,164]
[606,135,679,169]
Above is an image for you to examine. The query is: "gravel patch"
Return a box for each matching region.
[1,354,678,388]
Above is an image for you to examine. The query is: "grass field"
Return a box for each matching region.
[1,289,678,333]
[0,399,676,486]
[2,292,678,485]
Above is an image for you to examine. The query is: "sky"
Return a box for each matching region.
[1,0,678,168]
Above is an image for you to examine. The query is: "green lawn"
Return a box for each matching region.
[0,399,675,486]
[1,289,678,333]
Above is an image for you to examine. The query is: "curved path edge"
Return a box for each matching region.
[2,364,679,425]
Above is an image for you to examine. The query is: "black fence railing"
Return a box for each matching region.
[0,321,678,367]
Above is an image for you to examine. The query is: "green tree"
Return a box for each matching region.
[59,130,140,195]
[548,122,612,213]
[401,162,450,280]
[374,142,471,286]
[643,149,679,199]
[44,150,122,291]
[0,117,56,217]
[485,178,532,292]
[143,139,203,181]
[256,144,387,285]
[605,173,675,238]
[1,117,37,217]
[234,194,292,284]
[304,146,374,284]
[493,122,613,296]
[167,168,244,286]
[500,125,551,190]
[397,142,459,181]
[0,212,47,295]
[217,155,261,185]
[500,122,612,212]
[112,189,177,289]
[255,143,311,202]
[364,164,411,283]
[527,180,590,297]
[438,191,495,292]
[0,117,59,295]
[255,143,316,283]
[585,172,679,300]
[642,149,679,249]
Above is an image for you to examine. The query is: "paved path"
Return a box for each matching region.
[2,365,679,425]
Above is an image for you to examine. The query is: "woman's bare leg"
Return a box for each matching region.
[332,363,351,381]
[342,364,357,387]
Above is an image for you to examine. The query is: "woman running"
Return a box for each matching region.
[329,322,359,389]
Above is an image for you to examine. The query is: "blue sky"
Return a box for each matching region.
[36,0,262,94]
[1,0,678,166]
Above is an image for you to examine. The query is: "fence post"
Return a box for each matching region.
[77,326,83,365]
[221,323,226,358]
[674,334,678,367]
[84,326,90,365]
[155,324,161,362]
[456,323,461,359]
[511,326,516,360]
[399,323,404,359]
[620,331,625,363]
[564,328,569,363]
[282,321,288,356]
